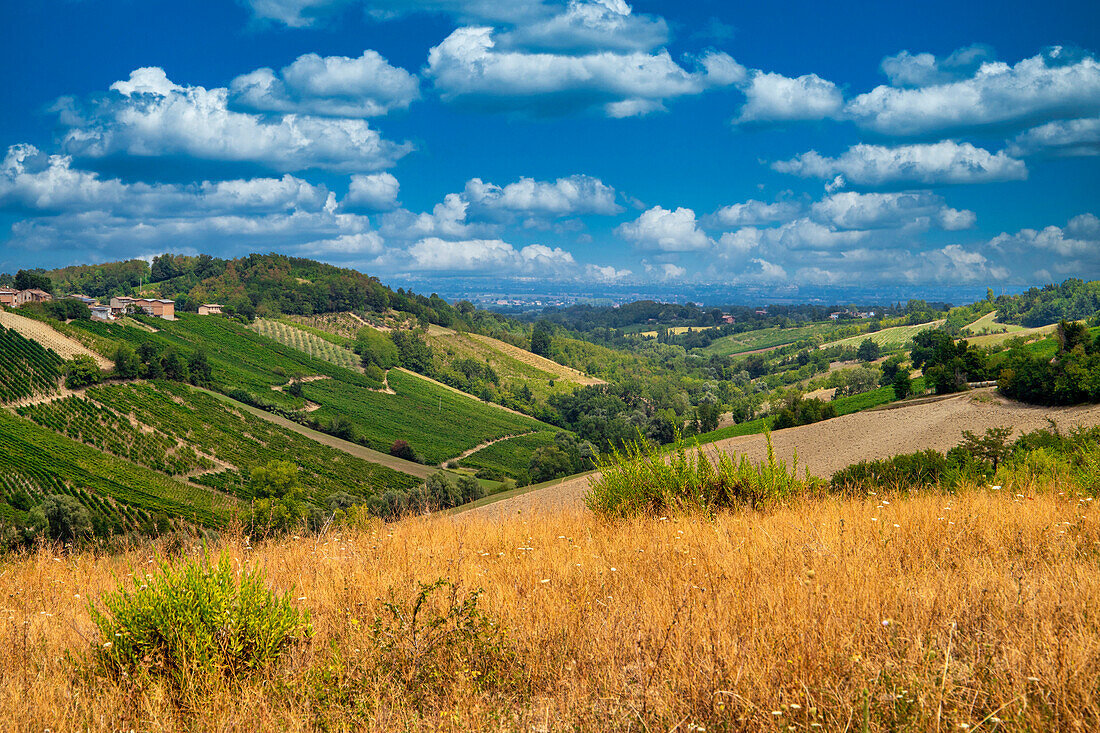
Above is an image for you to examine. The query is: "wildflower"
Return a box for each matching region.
[540,579,551,584]
[871,518,878,522]
[882,618,893,626]
[790,703,801,710]
[991,485,1001,490]
[893,523,900,528]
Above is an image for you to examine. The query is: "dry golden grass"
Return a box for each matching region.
[2,478,1099,731]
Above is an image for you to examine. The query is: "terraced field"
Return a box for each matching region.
[68,314,385,406]
[702,322,852,356]
[962,311,1026,336]
[423,324,602,402]
[0,309,112,368]
[251,318,361,372]
[0,325,64,403]
[823,320,945,350]
[0,410,229,528]
[17,396,215,476]
[86,381,421,501]
[302,368,549,465]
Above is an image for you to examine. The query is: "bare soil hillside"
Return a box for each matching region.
[467,389,1100,516]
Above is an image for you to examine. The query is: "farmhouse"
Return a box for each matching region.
[1,288,55,307]
[198,303,223,316]
[90,305,114,321]
[109,296,175,319]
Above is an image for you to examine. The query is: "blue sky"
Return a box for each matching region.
[1,0,1098,295]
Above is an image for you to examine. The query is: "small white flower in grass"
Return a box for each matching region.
[771,711,783,717]
[882,618,893,626]
[103,642,112,648]
[991,485,1001,490]
[610,567,617,572]
[893,524,900,528]
[871,518,878,522]
[540,579,550,584]
[297,596,307,601]
[1028,676,1040,682]
[789,703,801,710]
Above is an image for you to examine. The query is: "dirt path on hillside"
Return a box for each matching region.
[0,309,113,369]
[465,389,1100,517]
[447,430,537,466]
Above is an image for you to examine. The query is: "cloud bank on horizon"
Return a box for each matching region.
[0,0,1097,292]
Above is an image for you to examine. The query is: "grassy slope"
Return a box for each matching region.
[4,485,1098,730]
[824,319,945,349]
[303,369,549,465]
[701,322,844,356]
[457,430,559,481]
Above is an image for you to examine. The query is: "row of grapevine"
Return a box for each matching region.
[16,397,215,476]
[86,381,421,500]
[251,318,362,372]
[0,325,64,403]
[0,410,228,528]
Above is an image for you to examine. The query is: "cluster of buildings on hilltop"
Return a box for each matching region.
[829,309,877,320]
[0,287,53,308]
[2,287,223,322]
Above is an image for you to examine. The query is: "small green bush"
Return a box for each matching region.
[585,429,822,518]
[90,553,311,688]
[369,578,523,704]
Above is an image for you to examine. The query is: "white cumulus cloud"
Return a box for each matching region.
[847,48,1100,136]
[712,198,803,226]
[344,172,400,210]
[736,71,843,123]
[425,26,743,117]
[879,45,994,87]
[406,237,576,273]
[58,67,412,173]
[1008,116,1100,157]
[464,174,621,215]
[616,206,711,251]
[773,141,1027,186]
[230,50,419,117]
[810,191,975,231]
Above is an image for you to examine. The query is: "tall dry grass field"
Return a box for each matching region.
[1,481,1099,731]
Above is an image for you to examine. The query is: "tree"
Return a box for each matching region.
[697,402,720,433]
[65,355,101,389]
[188,350,212,386]
[249,460,302,500]
[960,427,1013,471]
[389,439,420,463]
[892,371,913,400]
[355,327,399,369]
[160,349,189,382]
[530,322,553,357]
[528,445,574,483]
[244,461,311,535]
[1056,319,1089,354]
[856,338,881,362]
[879,354,905,385]
[14,269,52,293]
[390,330,433,374]
[114,344,141,379]
[28,495,91,541]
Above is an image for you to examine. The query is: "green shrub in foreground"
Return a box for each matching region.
[90,553,311,687]
[585,429,822,518]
